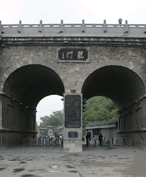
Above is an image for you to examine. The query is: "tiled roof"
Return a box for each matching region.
[86,119,118,127]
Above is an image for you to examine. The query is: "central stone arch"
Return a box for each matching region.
[1,64,65,146]
[81,65,146,147]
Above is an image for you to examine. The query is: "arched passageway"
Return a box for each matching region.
[1,65,65,146]
[36,95,63,126]
[82,66,145,108]
[82,66,146,147]
[4,65,64,109]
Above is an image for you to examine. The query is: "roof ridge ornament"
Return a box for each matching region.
[39,20,43,33]
[18,20,22,33]
[103,20,107,33]
[60,20,64,33]
[124,20,129,33]
[82,19,85,33]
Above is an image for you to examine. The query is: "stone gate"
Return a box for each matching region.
[0,20,146,151]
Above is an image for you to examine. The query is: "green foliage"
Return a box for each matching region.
[83,96,118,127]
[39,110,63,132]
[36,122,39,132]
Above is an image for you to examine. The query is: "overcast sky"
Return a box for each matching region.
[36,95,63,125]
[1,0,146,124]
[1,0,146,24]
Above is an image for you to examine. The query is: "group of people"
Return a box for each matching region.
[23,133,36,146]
[23,133,63,146]
[23,133,35,140]
[86,132,103,146]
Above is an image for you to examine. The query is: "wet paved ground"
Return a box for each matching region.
[0,145,146,177]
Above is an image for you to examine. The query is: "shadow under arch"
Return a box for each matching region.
[81,65,145,108]
[1,64,65,146]
[3,64,65,109]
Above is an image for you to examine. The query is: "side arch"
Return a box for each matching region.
[81,65,145,108]
[3,64,65,108]
[0,64,65,146]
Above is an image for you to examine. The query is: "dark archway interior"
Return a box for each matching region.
[82,66,145,108]
[3,65,65,109]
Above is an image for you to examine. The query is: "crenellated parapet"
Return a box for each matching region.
[0,20,146,37]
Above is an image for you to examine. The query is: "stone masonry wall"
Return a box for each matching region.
[0,45,146,147]
[2,94,35,131]
[118,97,146,147]
[0,46,146,94]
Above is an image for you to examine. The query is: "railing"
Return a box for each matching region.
[115,137,123,146]
[23,136,61,147]
[114,137,132,146]
[0,20,146,36]
[123,137,132,147]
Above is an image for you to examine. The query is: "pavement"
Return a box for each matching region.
[0,145,146,177]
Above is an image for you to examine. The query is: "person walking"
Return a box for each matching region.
[23,133,27,146]
[86,132,90,146]
[99,133,103,145]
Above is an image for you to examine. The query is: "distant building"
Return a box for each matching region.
[85,119,118,141]
[58,126,64,136]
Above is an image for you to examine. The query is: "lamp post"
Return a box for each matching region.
[118,18,122,25]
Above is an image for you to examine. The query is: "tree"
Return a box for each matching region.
[83,96,118,127]
[36,121,39,132]
[39,110,63,132]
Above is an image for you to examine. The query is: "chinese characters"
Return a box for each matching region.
[59,49,87,60]
[65,95,81,128]
[77,51,84,59]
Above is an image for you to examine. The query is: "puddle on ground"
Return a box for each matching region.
[20,161,27,164]
[30,168,47,172]
[0,156,4,160]
[9,157,21,161]
[68,170,78,173]
[117,158,124,160]
[117,157,131,160]
[8,158,16,161]
[13,168,25,173]
[25,158,34,161]
[66,165,74,168]
[20,175,40,177]
[0,167,6,171]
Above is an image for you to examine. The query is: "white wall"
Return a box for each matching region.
[101,127,117,138]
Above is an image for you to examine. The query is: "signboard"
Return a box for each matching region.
[65,95,81,128]
[68,132,78,138]
[58,49,88,61]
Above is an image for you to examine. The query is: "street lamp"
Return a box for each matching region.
[118,18,122,25]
